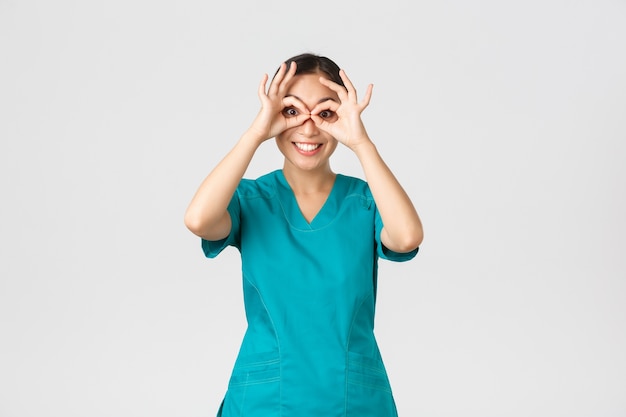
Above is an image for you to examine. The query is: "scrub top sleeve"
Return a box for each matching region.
[201,191,241,258]
[375,205,419,262]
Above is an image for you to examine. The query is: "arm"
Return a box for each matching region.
[311,70,423,253]
[183,133,261,241]
[184,62,309,240]
[351,141,423,253]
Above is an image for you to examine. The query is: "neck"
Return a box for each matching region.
[282,163,336,195]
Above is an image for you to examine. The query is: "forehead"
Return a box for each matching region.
[286,73,339,104]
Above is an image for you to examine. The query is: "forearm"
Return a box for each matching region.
[184,131,262,240]
[352,140,423,252]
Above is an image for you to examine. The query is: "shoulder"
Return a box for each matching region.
[336,174,375,212]
[236,170,280,200]
[338,174,373,199]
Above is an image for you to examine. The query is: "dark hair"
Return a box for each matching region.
[275,53,346,88]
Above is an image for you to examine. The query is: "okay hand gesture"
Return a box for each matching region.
[310,69,374,150]
[249,62,310,142]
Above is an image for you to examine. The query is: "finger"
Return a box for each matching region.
[285,113,310,129]
[360,83,373,108]
[338,69,357,97]
[282,95,309,114]
[267,62,288,96]
[282,96,311,128]
[318,76,349,101]
[310,115,339,139]
[339,69,362,103]
[277,61,297,94]
[258,73,269,98]
[310,114,329,128]
[310,99,339,116]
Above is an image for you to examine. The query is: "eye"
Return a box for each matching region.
[319,110,336,120]
[282,107,299,117]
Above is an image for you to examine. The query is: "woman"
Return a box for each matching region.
[185,53,423,417]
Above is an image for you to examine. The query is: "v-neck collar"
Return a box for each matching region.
[275,169,345,231]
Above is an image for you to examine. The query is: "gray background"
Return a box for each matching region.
[1,0,625,416]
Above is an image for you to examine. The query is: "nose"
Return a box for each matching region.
[299,117,319,137]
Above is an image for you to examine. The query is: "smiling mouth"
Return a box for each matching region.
[293,142,322,152]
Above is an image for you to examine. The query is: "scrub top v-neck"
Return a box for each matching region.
[275,170,340,230]
[202,169,418,417]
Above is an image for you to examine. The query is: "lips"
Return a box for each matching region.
[293,142,322,153]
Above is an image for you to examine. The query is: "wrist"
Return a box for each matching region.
[349,136,376,156]
[241,128,268,147]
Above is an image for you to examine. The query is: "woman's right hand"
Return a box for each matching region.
[247,61,309,142]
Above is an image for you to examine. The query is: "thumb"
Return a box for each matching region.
[286,114,310,129]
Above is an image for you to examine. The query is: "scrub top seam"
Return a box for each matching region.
[343,291,373,417]
[237,190,278,201]
[242,272,283,415]
[344,291,374,352]
[277,193,375,233]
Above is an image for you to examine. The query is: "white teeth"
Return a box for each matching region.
[295,143,321,152]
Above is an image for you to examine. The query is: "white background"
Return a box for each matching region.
[1,1,625,416]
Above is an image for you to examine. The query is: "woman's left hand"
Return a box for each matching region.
[310,69,373,150]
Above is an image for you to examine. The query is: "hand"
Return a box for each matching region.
[247,62,310,142]
[310,69,374,149]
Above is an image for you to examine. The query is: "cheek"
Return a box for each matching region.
[274,134,292,156]
[275,127,296,143]
[325,138,339,154]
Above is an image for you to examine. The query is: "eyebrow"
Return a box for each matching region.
[285,95,338,106]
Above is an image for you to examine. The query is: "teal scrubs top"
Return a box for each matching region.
[202,170,418,417]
